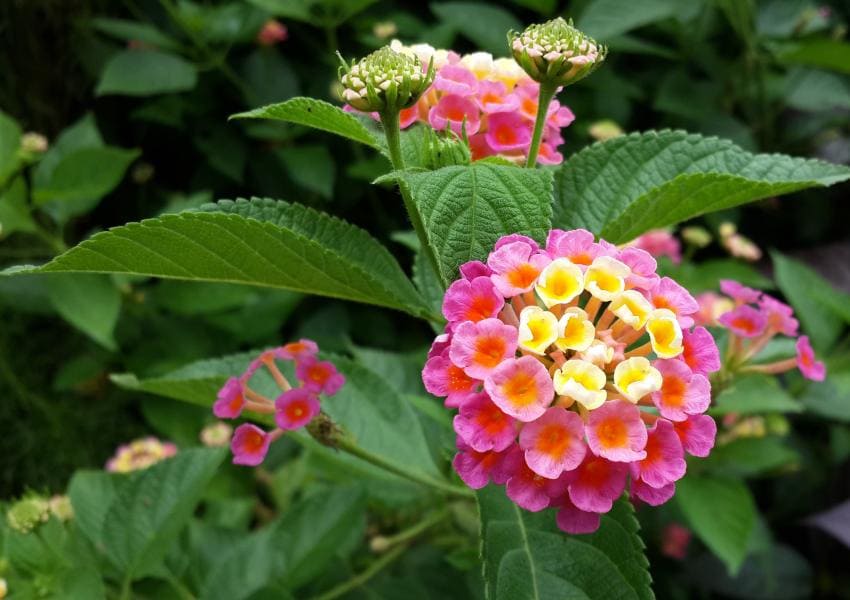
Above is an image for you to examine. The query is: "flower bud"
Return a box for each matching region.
[48,495,74,522]
[20,132,48,154]
[681,226,712,248]
[338,46,435,114]
[509,18,606,87]
[6,496,49,533]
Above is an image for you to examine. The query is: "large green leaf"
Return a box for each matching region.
[431,2,521,55]
[710,375,802,417]
[96,49,198,96]
[478,486,653,600]
[703,437,800,478]
[45,273,121,350]
[676,475,757,575]
[552,130,850,243]
[103,448,225,579]
[232,97,381,149]
[396,163,553,281]
[7,198,433,318]
[577,0,680,39]
[0,109,22,186]
[32,146,139,204]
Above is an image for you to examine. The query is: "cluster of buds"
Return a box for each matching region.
[339,46,435,114]
[213,340,344,466]
[510,18,606,88]
[423,229,720,533]
[696,280,825,381]
[5,494,73,534]
[345,42,575,164]
[719,222,762,262]
[105,437,178,473]
[626,229,682,265]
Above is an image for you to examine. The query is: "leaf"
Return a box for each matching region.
[774,38,850,75]
[478,486,653,600]
[772,251,850,351]
[704,437,800,477]
[659,259,773,294]
[676,475,757,575]
[102,448,225,579]
[0,176,37,237]
[231,97,381,150]
[710,375,802,416]
[577,0,680,39]
[431,2,521,55]
[241,49,301,108]
[784,68,850,112]
[799,368,850,422]
[90,17,182,51]
[552,130,850,243]
[397,163,553,281]
[9,198,433,318]
[32,146,140,204]
[246,0,376,27]
[96,49,198,96]
[45,274,121,350]
[68,470,119,550]
[276,145,335,199]
[0,109,22,186]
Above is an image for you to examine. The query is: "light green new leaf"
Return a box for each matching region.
[103,448,225,579]
[676,475,757,575]
[33,147,139,205]
[397,163,553,281]
[0,110,22,186]
[7,198,433,318]
[96,49,198,96]
[478,486,653,600]
[710,375,802,416]
[231,97,381,149]
[45,273,121,350]
[552,130,850,243]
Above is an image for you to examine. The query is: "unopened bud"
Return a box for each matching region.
[681,226,712,248]
[370,536,391,552]
[20,132,48,154]
[200,422,233,447]
[7,496,49,533]
[48,495,74,522]
[373,21,398,40]
[339,46,435,114]
[588,119,623,141]
[509,18,606,87]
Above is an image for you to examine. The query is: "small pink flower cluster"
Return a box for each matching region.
[257,19,288,47]
[697,280,825,381]
[627,229,681,265]
[213,340,344,466]
[106,437,177,473]
[422,229,720,534]
[346,43,575,164]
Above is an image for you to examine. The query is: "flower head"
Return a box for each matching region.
[339,46,435,113]
[424,229,718,534]
[796,336,825,381]
[510,18,606,87]
[106,437,178,473]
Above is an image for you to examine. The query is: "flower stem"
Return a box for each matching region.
[371,507,449,552]
[525,83,557,167]
[310,543,408,600]
[379,110,446,289]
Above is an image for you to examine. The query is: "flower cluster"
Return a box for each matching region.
[697,280,825,381]
[423,230,720,534]
[213,340,344,466]
[627,229,681,265]
[339,46,435,113]
[346,41,575,165]
[105,436,178,473]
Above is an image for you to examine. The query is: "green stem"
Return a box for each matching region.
[119,576,132,600]
[311,543,408,600]
[372,508,449,552]
[379,111,446,289]
[525,83,557,168]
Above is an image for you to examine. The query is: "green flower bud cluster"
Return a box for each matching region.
[510,17,606,87]
[339,46,435,114]
[6,496,49,533]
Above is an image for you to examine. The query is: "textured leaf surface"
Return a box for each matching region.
[478,486,653,600]
[96,49,197,96]
[398,163,553,281]
[552,130,850,243]
[232,97,380,149]
[676,475,757,575]
[8,198,432,318]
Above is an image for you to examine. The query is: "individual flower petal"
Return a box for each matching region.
[428,94,481,135]
[631,478,675,506]
[427,332,451,359]
[553,359,607,410]
[459,260,491,280]
[651,360,711,421]
[276,339,319,361]
[648,277,699,327]
[584,255,631,301]
[422,351,478,407]
[231,424,272,466]
[760,294,799,336]
[576,339,615,368]
[488,240,551,297]
[275,388,321,430]
[494,233,540,252]
[609,290,653,329]
[718,304,767,338]
[535,258,584,307]
[434,64,479,96]
[486,112,533,151]
[796,335,826,381]
[585,400,648,462]
[681,326,721,375]
[720,279,762,304]
[672,414,716,457]
[505,459,565,512]
[694,292,734,327]
[518,306,559,354]
[554,495,601,534]
[442,276,505,323]
[519,407,587,478]
[213,377,245,419]
[450,318,518,379]
[484,355,554,422]
[296,358,345,395]
[453,392,517,452]
[618,246,659,291]
[536,141,563,165]
[461,51,494,78]
[568,454,629,513]
[646,308,684,358]
[452,442,515,489]
[613,357,663,403]
[630,420,686,488]
[555,308,595,352]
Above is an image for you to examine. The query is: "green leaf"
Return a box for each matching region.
[32,146,139,204]
[231,97,381,150]
[68,470,119,551]
[431,2,521,55]
[246,0,376,27]
[103,448,225,579]
[577,0,680,39]
[704,437,800,477]
[397,163,553,281]
[676,475,757,575]
[0,176,37,237]
[276,145,335,199]
[242,49,301,108]
[96,49,198,96]
[552,130,850,243]
[774,38,850,75]
[799,368,850,422]
[478,486,653,600]
[659,258,773,294]
[772,252,850,352]
[785,68,850,112]
[710,375,802,416]
[45,274,121,350]
[9,198,433,318]
[0,109,22,186]
[90,17,182,51]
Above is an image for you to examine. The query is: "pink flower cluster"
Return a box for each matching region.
[696,280,825,381]
[347,43,575,164]
[628,229,681,265]
[422,229,720,534]
[213,339,344,466]
[106,437,177,473]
